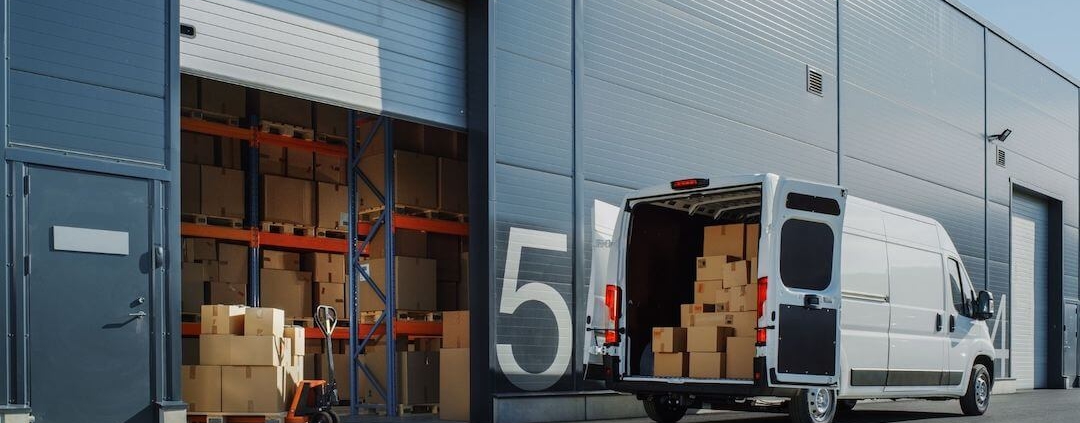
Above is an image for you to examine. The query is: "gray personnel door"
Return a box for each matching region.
[26,166,155,423]
[1066,303,1078,387]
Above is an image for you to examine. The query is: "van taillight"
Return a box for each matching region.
[604,285,622,345]
[605,330,618,344]
[756,276,767,346]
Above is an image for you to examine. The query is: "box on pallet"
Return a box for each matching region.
[209,283,247,306]
[689,352,726,379]
[357,346,439,405]
[260,144,287,175]
[703,223,745,258]
[440,348,470,421]
[259,91,312,128]
[317,182,348,229]
[260,269,313,318]
[286,148,314,179]
[315,154,346,184]
[653,352,688,377]
[302,252,346,284]
[365,228,428,258]
[262,250,301,271]
[357,151,438,210]
[201,305,245,335]
[217,243,248,284]
[200,78,245,117]
[183,238,217,262]
[285,326,305,356]
[221,365,289,413]
[200,165,245,218]
[359,257,436,311]
[651,327,686,353]
[726,336,756,379]
[437,157,467,214]
[181,132,215,165]
[181,365,221,412]
[314,283,348,319]
[262,175,314,225]
[181,163,201,214]
[442,311,469,349]
[231,335,292,367]
[315,103,349,138]
[221,137,245,170]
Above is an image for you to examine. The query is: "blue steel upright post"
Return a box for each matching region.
[347,110,359,415]
[246,112,260,306]
[384,118,397,416]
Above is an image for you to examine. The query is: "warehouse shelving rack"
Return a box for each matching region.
[178,107,467,416]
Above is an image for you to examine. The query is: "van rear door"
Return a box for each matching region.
[765,180,846,387]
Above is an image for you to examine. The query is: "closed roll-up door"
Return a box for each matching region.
[180,0,465,128]
[1011,190,1050,389]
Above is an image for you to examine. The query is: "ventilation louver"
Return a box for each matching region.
[806,66,824,96]
[996,147,1006,167]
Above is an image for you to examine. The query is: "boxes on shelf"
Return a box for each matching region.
[359,257,436,311]
[200,165,245,218]
[440,348,470,420]
[262,175,314,226]
[217,243,248,285]
[209,283,247,306]
[315,103,349,139]
[356,346,439,405]
[259,91,313,129]
[260,144,287,176]
[357,119,425,157]
[184,238,217,262]
[437,281,464,311]
[652,327,687,353]
[246,307,285,337]
[182,260,218,286]
[302,252,346,284]
[262,250,301,271]
[437,157,467,214]
[181,365,222,412]
[181,131,216,165]
[260,269,313,318]
[357,151,438,210]
[317,182,348,229]
[314,154,346,184]
[703,223,745,258]
[726,336,756,379]
[200,78,246,118]
[221,137,245,170]
[653,352,688,377]
[181,74,198,108]
[314,283,347,319]
[428,233,463,282]
[365,228,428,259]
[286,148,314,180]
[442,311,469,349]
[181,163,201,214]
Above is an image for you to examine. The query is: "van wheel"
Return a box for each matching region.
[789,388,837,423]
[960,364,991,416]
[643,396,687,423]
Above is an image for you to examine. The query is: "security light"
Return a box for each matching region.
[988,128,1012,142]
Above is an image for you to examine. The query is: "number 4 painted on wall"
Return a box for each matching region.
[496,227,571,391]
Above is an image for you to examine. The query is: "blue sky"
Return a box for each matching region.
[960,0,1080,79]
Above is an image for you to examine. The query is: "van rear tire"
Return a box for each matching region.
[643,396,687,423]
[789,388,837,423]
[960,364,991,416]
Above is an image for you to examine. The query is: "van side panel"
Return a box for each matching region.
[839,232,890,395]
[884,242,948,388]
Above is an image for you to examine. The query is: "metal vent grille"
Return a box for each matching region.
[996,147,1006,167]
[806,66,824,96]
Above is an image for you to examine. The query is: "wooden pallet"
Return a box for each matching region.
[260,221,315,237]
[315,227,348,240]
[259,120,315,140]
[287,317,313,328]
[358,205,467,223]
[316,133,349,146]
[187,412,287,423]
[358,310,441,325]
[182,107,241,126]
[399,404,439,415]
[183,213,244,228]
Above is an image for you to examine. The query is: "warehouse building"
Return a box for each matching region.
[0,0,1077,423]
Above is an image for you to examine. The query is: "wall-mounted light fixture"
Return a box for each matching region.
[988,128,1012,142]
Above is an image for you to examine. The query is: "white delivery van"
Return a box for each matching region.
[585,174,996,423]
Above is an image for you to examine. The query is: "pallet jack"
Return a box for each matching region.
[285,305,342,423]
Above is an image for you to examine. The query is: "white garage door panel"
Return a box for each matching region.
[1012,191,1050,389]
[180,0,465,128]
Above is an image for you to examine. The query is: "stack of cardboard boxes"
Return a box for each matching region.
[181,239,249,314]
[440,311,470,421]
[182,305,305,413]
[655,223,760,379]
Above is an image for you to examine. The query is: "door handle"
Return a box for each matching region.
[129,311,147,319]
[804,294,822,310]
[949,315,956,332]
[936,314,943,332]
[153,245,165,268]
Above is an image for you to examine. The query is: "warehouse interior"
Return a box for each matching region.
[178,74,471,420]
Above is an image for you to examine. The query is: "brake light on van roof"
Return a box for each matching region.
[670,178,710,190]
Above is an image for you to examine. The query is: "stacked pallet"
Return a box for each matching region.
[182,305,305,414]
[656,223,760,379]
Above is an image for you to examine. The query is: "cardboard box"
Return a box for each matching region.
[221,365,288,413]
[260,269,313,318]
[286,149,314,179]
[357,119,425,157]
[315,283,347,319]
[653,352,688,377]
[360,257,436,311]
[696,255,736,281]
[689,352,726,379]
[200,78,246,117]
[231,335,291,366]
[745,223,760,258]
[726,336,756,379]
[426,126,463,159]
[442,311,469,349]
[199,334,232,365]
[245,307,284,337]
[365,228,428,259]
[181,277,205,314]
[201,305,246,335]
[209,283,247,306]
[181,162,201,214]
[220,137,245,170]
[728,283,759,312]
[689,310,722,327]
[721,259,755,289]
[181,74,198,108]
[200,165,245,218]
[181,365,221,412]
[720,311,758,337]
[652,327,687,353]
[680,304,693,328]
[217,243,248,285]
[713,289,732,312]
[262,250,301,271]
[317,182,348,229]
[262,175,314,225]
[694,280,723,305]
[183,337,200,365]
[358,151,438,210]
[260,144,287,175]
[357,347,438,405]
[182,260,218,285]
[260,91,312,128]
[181,131,216,165]
[440,348,470,421]
[703,224,745,258]
[303,252,346,284]
[184,238,217,262]
[438,157,467,214]
[428,233,463,281]
[285,326,305,357]
[315,103,349,138]
[687,326,736,352]
[314,154,346,184]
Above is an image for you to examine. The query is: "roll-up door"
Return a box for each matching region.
[1011,189,1050,389]
[180,0,465,128]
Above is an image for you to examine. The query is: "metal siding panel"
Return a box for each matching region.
[8,70,167,165]
[842,157,984,259]
[494,0,571,70]
[1067,225,1079,300]
[180,0,465,127]
[582,0,837,153]
[988,201,1010,264]
[988,149,1079,228]
[987,259,1010,377]
[493,51,573,175]
[10,0,166,97]
[493,164,575,392]
[583,76,837,189]
[962,254,986,291]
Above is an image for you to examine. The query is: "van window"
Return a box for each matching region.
[780,219,834,290]
[947,258,969,316]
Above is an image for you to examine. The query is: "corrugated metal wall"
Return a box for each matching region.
[486,0,1080,408]
[180,0,466,128]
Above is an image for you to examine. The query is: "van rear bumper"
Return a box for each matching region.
[601,355,801,399]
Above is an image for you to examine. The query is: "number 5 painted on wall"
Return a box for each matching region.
[496,227,571,391]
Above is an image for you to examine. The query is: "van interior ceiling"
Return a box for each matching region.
[625,186,762,374]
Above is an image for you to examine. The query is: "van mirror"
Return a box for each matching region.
[974,291,995,320]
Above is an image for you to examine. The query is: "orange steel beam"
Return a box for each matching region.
[180,117,253,140]
[258,231,349,253]
[180,223,251,243]
[182,321,440,338]
[394,214,469,236]
[255,131,348,158]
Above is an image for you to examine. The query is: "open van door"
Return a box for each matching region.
[583,200,627,379]
[765,179,846,387]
